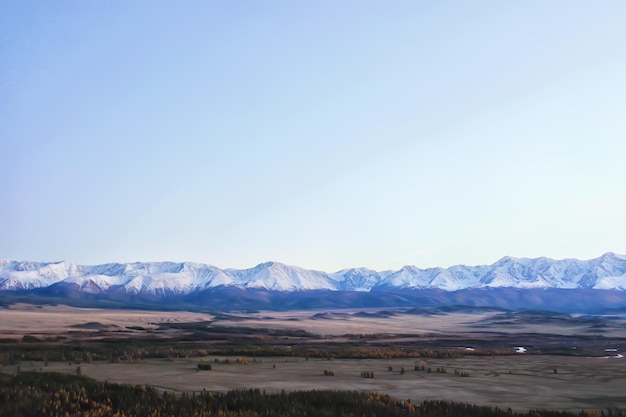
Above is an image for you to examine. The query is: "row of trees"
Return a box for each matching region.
[0,340,508,366]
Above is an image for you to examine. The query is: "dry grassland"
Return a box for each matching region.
[218,310,496,336]
[215,309,626,338]
[2,304,626,411]
[7,355,626,411]
[2,305,625,339]
[0,304,213,338]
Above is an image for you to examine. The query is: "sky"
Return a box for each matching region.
[1,1,626,272]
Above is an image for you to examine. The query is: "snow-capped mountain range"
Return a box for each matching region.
[1,253,626,296]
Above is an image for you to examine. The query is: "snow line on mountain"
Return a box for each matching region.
[1,253,625,294]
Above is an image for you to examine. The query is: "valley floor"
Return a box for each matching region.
[4,355,626,411]
[1,304,625,411]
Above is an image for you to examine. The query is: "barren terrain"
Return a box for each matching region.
[6,355,626,411]
[0,304,213,338]
[1,304,625,411]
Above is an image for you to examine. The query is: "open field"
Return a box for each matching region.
[0,303,213,338]
[213,308,626,338]
[2,304,626,340]
[5,354,626,411]
[1,304,625,411]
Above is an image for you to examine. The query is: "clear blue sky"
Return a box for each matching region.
[2,1,625,271]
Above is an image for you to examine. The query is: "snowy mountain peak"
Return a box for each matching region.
[600,252,626,261]
[1,253,625,295]
[226,261,335,291]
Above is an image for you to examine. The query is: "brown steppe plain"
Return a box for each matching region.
[1,304,626,411]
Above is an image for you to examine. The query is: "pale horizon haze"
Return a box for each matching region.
[2,1,625,272]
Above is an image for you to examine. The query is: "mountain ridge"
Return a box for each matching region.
[2,253,626,296]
